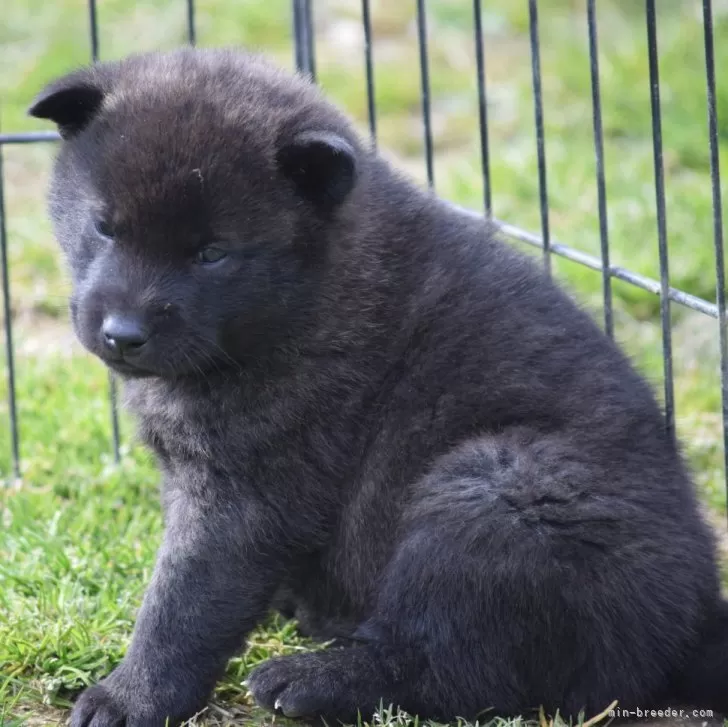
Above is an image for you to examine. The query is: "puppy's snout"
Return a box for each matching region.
[102,314,150,357]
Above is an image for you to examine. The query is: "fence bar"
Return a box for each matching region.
[361,0,377,144]
[293,0,316,81]
[108,371,121,462]
[88,0,121,462]
[89,0,99,62]
[492,217,719,318]
[702,0,728,517]
[416,0,435,189]
[586,0,614,339]
[453,201,720,318]
[186,0,196,46]
[303,0,315,80]
[646,0,675,442]
[0,132,59,145]
[528,0,551,275]
[0,148,20,480]
[473,0,492,216]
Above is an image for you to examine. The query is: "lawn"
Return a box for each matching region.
[1,1,727,726]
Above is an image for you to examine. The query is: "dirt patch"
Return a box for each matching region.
[12,312,78,358]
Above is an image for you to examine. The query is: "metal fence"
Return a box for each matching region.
[1,0,726,521]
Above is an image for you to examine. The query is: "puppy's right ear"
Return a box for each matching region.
[28,69,105,140]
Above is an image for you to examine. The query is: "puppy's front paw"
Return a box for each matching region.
[69,675,192,727]
[70,683,130,727]
[247,652,361,722]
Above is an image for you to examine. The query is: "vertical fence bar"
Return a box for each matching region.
[293,0,316,81]
[89,0,99,63]
[528,0,551,275]
[586,0,614,339]
[89,0,121,462]
[186,0,196,46]
[702,0,728,518]
[0,147,20,480]
[303,0,315,81]
[645,0,675,442]
[416,0,434,189]
[361,0,377,145]
[473,0,492,216]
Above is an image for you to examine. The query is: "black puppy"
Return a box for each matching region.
[30,48,728,727]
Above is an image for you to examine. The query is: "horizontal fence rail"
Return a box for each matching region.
[0,0,726,523]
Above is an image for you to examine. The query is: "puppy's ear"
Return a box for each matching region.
[276,130,357,212]
[28,70,105,140]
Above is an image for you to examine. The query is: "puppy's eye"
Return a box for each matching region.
[94,219,114,239]
[195,246,228,265]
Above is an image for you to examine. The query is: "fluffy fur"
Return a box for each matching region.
[30,48,728,727]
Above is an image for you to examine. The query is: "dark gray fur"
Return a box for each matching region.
[29,48,728,727]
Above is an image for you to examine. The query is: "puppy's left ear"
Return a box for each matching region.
[276,130,357,212]
[28,69,105,140]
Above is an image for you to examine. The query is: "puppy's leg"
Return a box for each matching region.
[70,486,284,727]
[248,433,716,723]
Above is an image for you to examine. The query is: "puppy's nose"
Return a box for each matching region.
[102,314,149,356]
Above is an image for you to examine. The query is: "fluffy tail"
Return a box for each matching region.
[670,599,728,715]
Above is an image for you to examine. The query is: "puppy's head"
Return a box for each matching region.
[29,49,360,379]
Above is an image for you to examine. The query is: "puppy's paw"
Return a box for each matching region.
[69,679,187,727]
[247,652,358,722]
[70,684,128,727]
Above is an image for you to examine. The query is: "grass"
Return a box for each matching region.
[1,0,727,725]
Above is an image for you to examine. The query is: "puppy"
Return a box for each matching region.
[30,48,728,727]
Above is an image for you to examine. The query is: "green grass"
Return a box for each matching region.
[1,0,728,725]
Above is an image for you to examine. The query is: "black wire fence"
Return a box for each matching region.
[0,0,726,523]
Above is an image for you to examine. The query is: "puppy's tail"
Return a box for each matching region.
[669,598,728,715]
